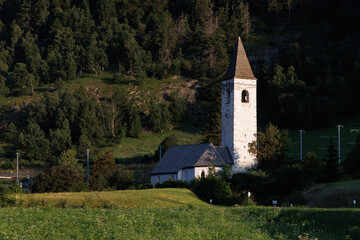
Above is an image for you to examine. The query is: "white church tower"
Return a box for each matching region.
[221,36,257,172]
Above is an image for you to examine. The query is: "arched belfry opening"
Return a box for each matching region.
[241,90,249,103]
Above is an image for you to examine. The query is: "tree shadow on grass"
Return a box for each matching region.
[260,208,360,240]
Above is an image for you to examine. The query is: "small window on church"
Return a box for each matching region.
[201,171,205,178]
[241,90,249,103]
[158,176,161,183]
[224,89,230,104]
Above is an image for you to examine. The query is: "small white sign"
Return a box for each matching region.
[354,200,356,205]
[248,192,251,197]
[272,200,277,205]
[210,199,212,204]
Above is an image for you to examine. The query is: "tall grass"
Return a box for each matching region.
[14,188,206,209]
[0,205,359,239]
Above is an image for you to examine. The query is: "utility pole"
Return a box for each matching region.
[337,125,344,165]
[16,152,20,182]
[299,130,305,160]
[86,149,90,184]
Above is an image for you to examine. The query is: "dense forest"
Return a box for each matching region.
[0,0,360,162]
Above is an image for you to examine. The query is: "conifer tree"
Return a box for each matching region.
[343,134,360,179]
[322,139,340,182]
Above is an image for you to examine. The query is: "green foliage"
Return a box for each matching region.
[272,164,309,197]
[343,134,360,179]
[167,93,188,123]
[91,151,116,190]
[202,96,221,145]
[32,162,86,193]
[0,75,9,95]
[301,152,322,184]
[91,151,133,191]
[287,191,306,206]
[17,122,51,162]
[13,62,38,94]
[127,105,142,138]
[108,166,134,190]
[155,179,189,189]
[249,123,291,171]
[191,175,232,205]
[4,122,18,143]
[148,100,171,133]
[58,149,79,167]
[322,139,340,182]
[0,185,12,206]
[230,170,269,204]
[154,134,180,160]
[49,120,72,158]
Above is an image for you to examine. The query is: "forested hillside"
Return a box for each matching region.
[0,0,359,163]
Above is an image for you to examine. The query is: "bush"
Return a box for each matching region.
[108,166,134,190]
[134,183,153,190]
[191,176,232,205]
[32,164,87,193]
[230,170,269,204]
[287,191,306,206]
[272,164,309,197]
[232,191,257,206]
[155,179,188,189]
[154,134,180,160]
[0,185,14,207]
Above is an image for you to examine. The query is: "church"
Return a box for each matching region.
[150,36,257,185]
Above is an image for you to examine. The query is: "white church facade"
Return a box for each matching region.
[150,37,257,185]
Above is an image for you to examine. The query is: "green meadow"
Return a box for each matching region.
[288,116,360,162]
[0,188,359,240]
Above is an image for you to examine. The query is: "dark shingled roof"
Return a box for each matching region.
[223,36,256,80]
[150,143,233,175]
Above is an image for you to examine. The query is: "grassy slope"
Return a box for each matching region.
[304,180,360,208]
[287,115,360,162]
[0,188,359,239]
[16,188,207,209]
[0,71,206,165]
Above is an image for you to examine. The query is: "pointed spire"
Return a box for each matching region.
[223,36,256,80]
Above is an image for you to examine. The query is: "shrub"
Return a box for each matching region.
[108,166,134,190]
[0,185,14,207]
[155,179,188,189]
[32,163,86,193]
[287,191,306,206]
[135,183,153,190]
[168,93,187,123]
[191,176,232,205]
[154,134,180,160]
[301,152,323,184]
[272,164,309,197]
[230,170,269,204]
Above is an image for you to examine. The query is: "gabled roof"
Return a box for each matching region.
[150,143,233,175]
[223,36,256,81]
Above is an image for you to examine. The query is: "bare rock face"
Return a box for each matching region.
[161,79,202,104]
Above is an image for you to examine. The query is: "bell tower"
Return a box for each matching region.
[221,37,257,172]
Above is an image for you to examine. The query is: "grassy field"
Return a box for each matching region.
[287,116,360,163]
[15,188,206,209]
[0,188,359,239]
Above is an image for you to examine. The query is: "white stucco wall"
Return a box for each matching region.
[151,173,177,185]
[221,78,257,172]
[194,167,222,178]
[151,167,224,185]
